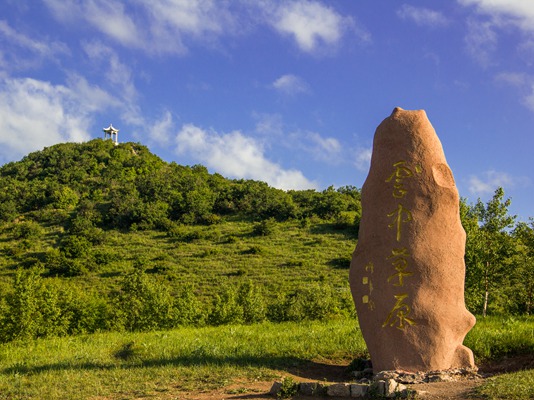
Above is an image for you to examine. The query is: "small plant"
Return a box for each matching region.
[278,376,298,399]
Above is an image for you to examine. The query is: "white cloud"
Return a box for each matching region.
[0,19,68,69]
[43,1,362,56]
[459,0,534,66]
[175,124,317,190]
[271,0,355,53]
[0,76,116,163]
[148,110,174,146]
[44,0,141,48]
[464,18,498,67]
[397,4,450,27]
[82,41,137,100]
[468,170,530,195]
[458,0,534,33]
[302,132,341,162]
[272,74,310,95]
[355,147,372,171]
[44,0,236,55]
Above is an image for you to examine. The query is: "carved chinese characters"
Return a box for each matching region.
[349,108,476,373]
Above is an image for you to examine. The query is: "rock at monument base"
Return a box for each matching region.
[326,383,351,397]
[349,107,476,373]
[350,383,369,398]
[300,382,325,396]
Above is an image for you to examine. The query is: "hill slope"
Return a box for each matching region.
[0,139,360,341]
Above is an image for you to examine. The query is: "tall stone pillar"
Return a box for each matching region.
[349,107,475,373]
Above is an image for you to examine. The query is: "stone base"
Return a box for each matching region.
[269,368,481,398]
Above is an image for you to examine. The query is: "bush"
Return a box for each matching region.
[113,269,175,331]
[12,220,44,240]
[253,218,277,236]
[267,283,350,322]
[0,269,109,341]
[208,285,243,326]
[46,248,87,277]
[0,268,43,341]
[60,235,92,259]
[174,284,205,326]
[237,281,266,324]
[0,200,18,222]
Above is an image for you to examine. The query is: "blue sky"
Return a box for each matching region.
[0,0,533,221]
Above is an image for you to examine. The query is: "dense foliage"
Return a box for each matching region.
[0,139,361,228]
[0,138,532,343]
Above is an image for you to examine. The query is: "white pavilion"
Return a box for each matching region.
[103,124,119,145]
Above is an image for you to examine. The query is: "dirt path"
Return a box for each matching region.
[109,354,533,400]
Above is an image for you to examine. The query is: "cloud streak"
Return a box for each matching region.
[42,0,360,56]
[0,20,68,70]
[175,124,317,190]
[44,0,236,55]
[468,170,531,195]
[397,5,450,27]
[272,74,310,95]
[459,0,534,33]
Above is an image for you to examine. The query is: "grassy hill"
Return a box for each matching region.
[0,137,532,343]
[0,139,361,341]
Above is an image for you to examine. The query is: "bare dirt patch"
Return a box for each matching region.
[115,354,534,400]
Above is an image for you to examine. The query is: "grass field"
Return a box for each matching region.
[0,217,357,300]
[0,316,532,399]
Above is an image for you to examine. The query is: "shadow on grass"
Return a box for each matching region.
[309,223,358,239]
[3,354,353,384]
[3,355,303,376]
[327,257,351,269]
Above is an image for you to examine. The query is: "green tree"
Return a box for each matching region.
[511,219,534,314]
[465,188,516,317]
[314,186,347,219]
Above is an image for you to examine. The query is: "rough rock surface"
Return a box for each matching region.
[349,107,476,372]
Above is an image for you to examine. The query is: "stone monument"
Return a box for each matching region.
[349,107,476,373]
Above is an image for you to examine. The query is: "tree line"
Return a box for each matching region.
[0,139,362,229]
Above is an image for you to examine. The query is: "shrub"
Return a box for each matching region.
[0,268,43,341]
[267,283,348,322]
[60,235,92,259]
[278,377,298,399]
[208,285,243,326]
[253,218,277,236]
[0,200,18,222]
[113,269,175,331]
[174,284,205,326]
[12,220,43,240]
[46,248,87,277]
[237,281,266,324]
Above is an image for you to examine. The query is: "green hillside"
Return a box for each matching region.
[0,138,531,343]
[0,139,361,341]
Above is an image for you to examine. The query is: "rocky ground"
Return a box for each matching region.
[172,354,534,400]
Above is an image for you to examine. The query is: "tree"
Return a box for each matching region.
[465,188,516,317]
[511,219,534,314]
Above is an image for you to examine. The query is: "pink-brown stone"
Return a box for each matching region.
[349,107,475,373]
